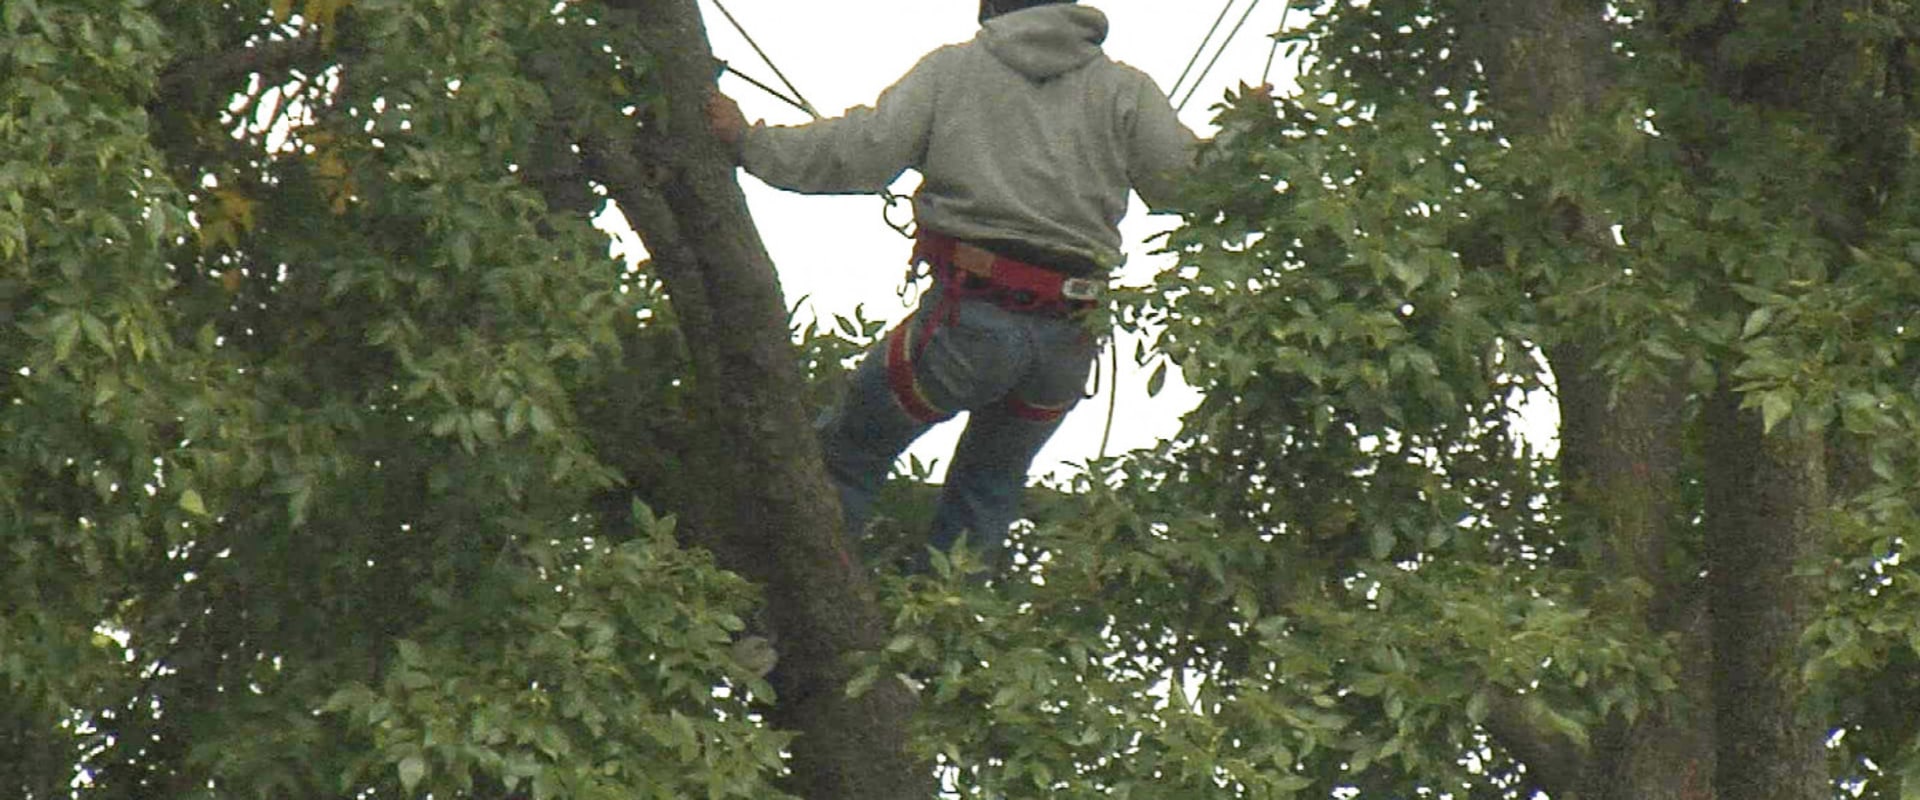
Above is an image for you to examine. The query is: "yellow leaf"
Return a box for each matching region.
[314,149,349,180]
[331,178,357,213]
[308,140,355,214]
[271,0,295,24]
[305,0,351,46]
[213,188,257,233]
[196,219,237,252]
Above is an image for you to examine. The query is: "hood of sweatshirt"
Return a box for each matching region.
[979,4,1109,81]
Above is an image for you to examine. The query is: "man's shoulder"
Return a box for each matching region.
[1097,57,1163,90]
[916,40,980,70]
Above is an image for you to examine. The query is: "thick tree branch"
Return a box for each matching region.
[551,2,934,798]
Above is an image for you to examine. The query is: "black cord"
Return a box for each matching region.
[1177,0,1266,113]
[1169,0,1241,104]
[710,0,819,118]
[1261,2,1296,85]
[720,62,813,118]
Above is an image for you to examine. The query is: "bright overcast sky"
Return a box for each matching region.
[610,1,1303,479]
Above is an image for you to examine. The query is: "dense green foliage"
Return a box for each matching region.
[3,1,788,797]
[1086,0,1920,795]
[4,0,1918,798]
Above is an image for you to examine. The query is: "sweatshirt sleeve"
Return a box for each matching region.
[1125,76,1202,213]
[739,49,946,195]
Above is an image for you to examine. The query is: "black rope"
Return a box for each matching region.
[1261,1,1296,85]
[710,0,819,118]
[1176,0,1266,113]
[1168,0,1240,106]
[1095,342,1119,461]
[720,62,813,118]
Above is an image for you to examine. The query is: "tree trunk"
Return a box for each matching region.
[1458,2,1726,795]
[1553,343,1718,800]
[1458,1,1832,797]
[1703,387,1830,799]
[579,2,934,797]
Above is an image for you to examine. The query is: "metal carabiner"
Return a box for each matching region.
[880,190,917,240]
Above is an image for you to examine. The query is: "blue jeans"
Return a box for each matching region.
[818,282,1097,566]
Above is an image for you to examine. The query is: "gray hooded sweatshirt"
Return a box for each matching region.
[739,4,1199,270]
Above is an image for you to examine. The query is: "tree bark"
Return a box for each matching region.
[582,2,934,798]
[1703,387,1830,800]
[1553,344,1718,800]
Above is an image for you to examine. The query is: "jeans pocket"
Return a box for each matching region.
[1014,318,1098,410]
[914,301,1023,410]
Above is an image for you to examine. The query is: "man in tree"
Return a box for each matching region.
[706,0,1199,569]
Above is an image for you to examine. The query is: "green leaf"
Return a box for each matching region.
[1760,390,1793,434]
[450,232,474,271]
[430,412,460,437]
[1369,524,1394,560]
[397,754,426,792]
[80,313,111,356]
[527,403,556,434]
[1386,252,1427,291]
[1146,361,1168,397]
[1466,689,1490,724]
[395,639,424,667]
[1643,338,1683,361]
[178,489,208,517]
[52,312,80,362]
[845,664,879,699]
[3,0,37,34]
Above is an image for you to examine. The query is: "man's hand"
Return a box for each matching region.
[705,90,749,160]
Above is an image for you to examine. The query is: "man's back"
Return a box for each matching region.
[739,3,1196,269]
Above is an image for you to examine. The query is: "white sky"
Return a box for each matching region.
[610,1,1304,479]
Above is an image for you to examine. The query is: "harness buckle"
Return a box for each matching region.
[1060,277,1102,302]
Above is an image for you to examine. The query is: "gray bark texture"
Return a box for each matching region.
[1553,344,1719,800]
[1704,388,1831,800]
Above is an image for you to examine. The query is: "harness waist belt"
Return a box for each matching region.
[912,232,1102,311]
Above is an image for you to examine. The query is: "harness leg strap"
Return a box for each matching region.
[884,314,955,424]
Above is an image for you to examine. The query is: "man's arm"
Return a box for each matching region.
[707,49,947,195]
[1128,80,1271,212]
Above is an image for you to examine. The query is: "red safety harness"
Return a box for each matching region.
[882,232,1099,425]
[911,232,1103,315]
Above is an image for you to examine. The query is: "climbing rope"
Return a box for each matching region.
[709,0,915,239]
[1095,343,1120,461]
[1261,1,1297,86]
[1167,0,1240,107]
[718,62,811,118]
[710,0,818,118]
[1175,0,1266,113]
